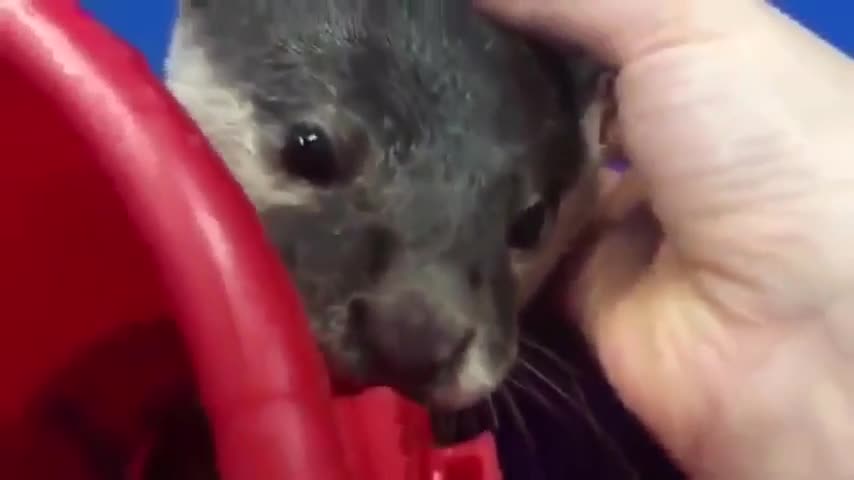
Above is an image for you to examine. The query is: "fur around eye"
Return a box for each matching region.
[506,199,550,251]
[280,122,341,186]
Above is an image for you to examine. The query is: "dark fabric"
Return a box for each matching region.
[493,270,686,480]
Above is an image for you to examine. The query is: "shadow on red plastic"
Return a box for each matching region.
[0,0,502,478]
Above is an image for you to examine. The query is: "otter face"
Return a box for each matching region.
[166,0,599,412]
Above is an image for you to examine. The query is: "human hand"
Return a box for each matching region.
[476,1,854,478]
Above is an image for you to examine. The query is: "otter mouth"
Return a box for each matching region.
[397,337,517,414]
[329,333,516,415]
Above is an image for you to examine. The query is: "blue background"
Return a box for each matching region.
[79,0,854,77]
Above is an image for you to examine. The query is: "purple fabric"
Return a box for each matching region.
[604,156,630,173]
[492,260,684,480]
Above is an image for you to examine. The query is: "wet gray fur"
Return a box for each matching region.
[164,0,603,411]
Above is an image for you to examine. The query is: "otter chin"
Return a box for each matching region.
[425,332,519,411]
[165,0,605,412]
[311,257,521,412]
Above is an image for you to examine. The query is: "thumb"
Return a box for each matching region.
[473,0,761,65]
[566,172,711,459]
[571,170,657,336]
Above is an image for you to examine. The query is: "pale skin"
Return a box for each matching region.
[475,1,854,479]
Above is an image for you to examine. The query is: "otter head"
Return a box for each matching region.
[165,0,602,412]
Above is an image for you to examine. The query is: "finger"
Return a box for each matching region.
[598,167,622,199]
[596,168,647,223]
[560,168,654,321]
[575,205,660,331]
[561,179,715,460]
[473,0,763,65]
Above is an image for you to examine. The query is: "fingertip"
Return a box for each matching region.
[472,0,619,63]
[471,0,532,30]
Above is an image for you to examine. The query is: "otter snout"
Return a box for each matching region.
[341,258,516,412]
[349,290,475,388]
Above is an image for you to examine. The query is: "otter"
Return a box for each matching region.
[164,0,605,411]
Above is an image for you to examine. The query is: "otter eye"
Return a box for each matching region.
[506,200,549,250]
[281,122,340,186]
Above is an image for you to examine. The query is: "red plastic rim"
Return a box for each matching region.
[3,0,353,478]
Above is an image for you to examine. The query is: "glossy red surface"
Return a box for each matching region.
[0,0,502,478]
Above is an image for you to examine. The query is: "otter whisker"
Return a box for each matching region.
[487,396,500,430]
[506,375,570,422]
[515,353,602,438]
[520,336,581,379]
[518,357,587,412]
[516,361,640,479]
[498,385,536,452]
[517,356,602,433]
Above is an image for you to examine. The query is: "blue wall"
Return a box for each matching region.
[80,0,853,78]
[80,0,177,76]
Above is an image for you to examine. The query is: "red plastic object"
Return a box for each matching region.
[0,0,503,479]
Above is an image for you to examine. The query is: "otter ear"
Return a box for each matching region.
[528,38,613,113]
[563,45,613,107]
[180,0,206,11]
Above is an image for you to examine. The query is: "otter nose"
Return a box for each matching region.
[349,291,475,384]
